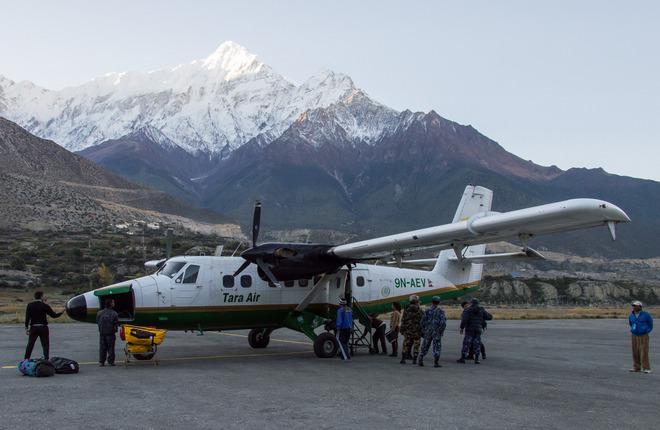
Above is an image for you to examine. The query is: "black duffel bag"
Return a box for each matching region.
[35,359,56,377]
[49,357,79,374]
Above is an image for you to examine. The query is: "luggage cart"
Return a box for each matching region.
[120,325,167,365]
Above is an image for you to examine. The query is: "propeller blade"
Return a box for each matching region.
[232,260,251,277]
[252,201,261,248]
[256,258,279,287]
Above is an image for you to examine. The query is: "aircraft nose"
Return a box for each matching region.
[66,294,87,322]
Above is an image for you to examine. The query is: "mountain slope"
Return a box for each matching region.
[0,117,239,234]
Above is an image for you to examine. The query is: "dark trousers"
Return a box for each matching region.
[99,334,116,364]
[372,325,387,354]
[338,329,351,360]
[462,331,482,360]
[25,326,49,359]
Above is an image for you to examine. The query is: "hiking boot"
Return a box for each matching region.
[412,355,418,365]
[629,368,641,372]
[434,358,441,368]
[474,359,481,364]
[418,357,424,367]
[400,354,406,364]
[99,363,105,367]
[456,358,466,364]
[643,369,652,374]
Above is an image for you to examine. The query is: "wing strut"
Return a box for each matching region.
[295,273,331,312]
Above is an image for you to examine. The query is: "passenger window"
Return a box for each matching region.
[222,275,235,288]
[240,275,252,288]
[298,279,308,287]
[356,276,365,287]
[335,278,341,289]
[284,280,294,288]
[182,265,200,284]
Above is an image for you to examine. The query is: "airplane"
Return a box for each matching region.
[65,185,630,359]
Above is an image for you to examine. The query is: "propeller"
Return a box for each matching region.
[233,201,267,279]
[252,201,261,248]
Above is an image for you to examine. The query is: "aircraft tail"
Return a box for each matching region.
[433,185,493,286]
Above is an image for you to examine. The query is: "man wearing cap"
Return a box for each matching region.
[458,298,492,364]
[400,295,423,364]
[418,296,447,368]
[336,297,353,360]
[629,300,653,373]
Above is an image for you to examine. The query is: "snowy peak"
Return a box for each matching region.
[0,41,391,154]
[199,41,265,78]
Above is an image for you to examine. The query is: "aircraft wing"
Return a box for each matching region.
[329,199,630,260]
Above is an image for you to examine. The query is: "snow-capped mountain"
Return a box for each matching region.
[0,41,391,154]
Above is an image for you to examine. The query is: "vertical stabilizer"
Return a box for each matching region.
[433,185,493,286]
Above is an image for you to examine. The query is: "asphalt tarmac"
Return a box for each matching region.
[0,319,657,430]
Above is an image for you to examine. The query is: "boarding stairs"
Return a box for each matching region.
[348,297,372,355]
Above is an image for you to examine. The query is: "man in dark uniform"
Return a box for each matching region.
[24,291,64,359]
[96,299,120,366]
[458,298,492,364]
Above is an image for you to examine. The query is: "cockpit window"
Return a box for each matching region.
[159,261,186,278]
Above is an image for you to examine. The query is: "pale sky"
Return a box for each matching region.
[1,1,658,181]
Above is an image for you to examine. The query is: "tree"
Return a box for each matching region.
[10,256,26,271]
[98,263,114,286]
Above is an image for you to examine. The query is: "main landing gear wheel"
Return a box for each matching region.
[132,352,155,361]
[314,332,339,358]
[248,329,270,349]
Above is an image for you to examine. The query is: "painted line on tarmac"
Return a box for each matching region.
[214,331,312,345]
[1,350,314,370]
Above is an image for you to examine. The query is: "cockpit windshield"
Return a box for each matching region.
[158,261,186,278]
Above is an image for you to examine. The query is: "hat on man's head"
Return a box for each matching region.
[432,296,440,303]
[631,300,643,307]
[470,298,479,304]
[409,295,419,303]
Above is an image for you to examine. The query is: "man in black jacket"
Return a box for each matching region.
[24,291,64,359]
[96,299,120,366]
[457,298,492,364]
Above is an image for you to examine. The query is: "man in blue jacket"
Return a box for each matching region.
[336,297,353,360]
[629,300,653,373]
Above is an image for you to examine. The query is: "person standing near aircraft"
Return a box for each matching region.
[370,314,388,355]
[458,298,492,364]
[461,301,487,360]
[389,302,402,357]
[97,299,119,366]
[24,291,64,360]
[400,295,423,364]
[336,298,353,360]
[629,300,653,373]
[418,296,446,368]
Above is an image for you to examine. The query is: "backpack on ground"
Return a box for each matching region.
[18,359,38,376]
[34,359,56,377]
[50,357,79,374]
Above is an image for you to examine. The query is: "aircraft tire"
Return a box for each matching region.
[313,332,339,358]
[248,329,270,348]
[132,352,155,361]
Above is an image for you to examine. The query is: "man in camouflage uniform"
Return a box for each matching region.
[400,295,423,364]
[419,296,447,368]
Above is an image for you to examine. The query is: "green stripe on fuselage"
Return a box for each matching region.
[84,283,480,331]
